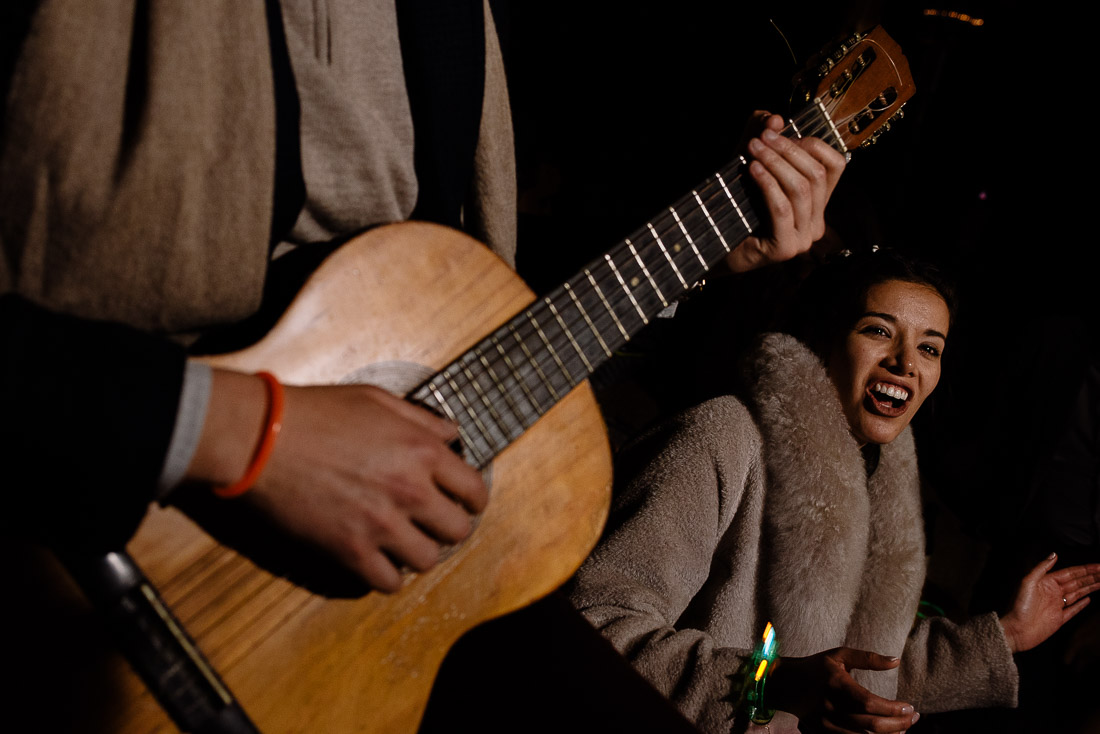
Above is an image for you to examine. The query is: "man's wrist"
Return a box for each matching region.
[183,369,268,488]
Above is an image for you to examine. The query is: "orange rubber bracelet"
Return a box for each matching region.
[214,371,285,498]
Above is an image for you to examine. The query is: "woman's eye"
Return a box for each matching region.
[920,344,942,358]
[860,325,889,337]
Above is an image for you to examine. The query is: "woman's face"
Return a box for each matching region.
[826,279,950,446]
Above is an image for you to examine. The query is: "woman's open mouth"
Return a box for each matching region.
[865,381,911,417]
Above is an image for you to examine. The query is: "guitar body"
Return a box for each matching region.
[25,223,613,733]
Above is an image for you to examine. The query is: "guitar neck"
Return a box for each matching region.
[411,107,843,466]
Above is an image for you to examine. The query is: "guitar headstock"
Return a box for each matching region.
[791,26,915,153]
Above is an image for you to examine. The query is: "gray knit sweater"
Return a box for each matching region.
[0,0,514,334]
[569,334,1018,733]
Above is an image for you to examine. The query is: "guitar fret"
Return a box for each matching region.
[426,382,486,465]
[460,362,518,444]
[564,282,613,357]
[626,239,667,307]
[716,168,752,233]
[545,297,595,372]
[475,350,536,431]
[491,335,547,416]
[670,205,708,271]
[647,222,688,289]
[692,189,732,253]
[509,323,561,402]
[584,268,630,341]
[604,253,647,324]
[527,310,577,387]
[442,370,499,452]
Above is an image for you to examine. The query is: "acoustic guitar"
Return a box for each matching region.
[18,26,913,733]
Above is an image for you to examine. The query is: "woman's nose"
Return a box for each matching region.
[884,343,916,376]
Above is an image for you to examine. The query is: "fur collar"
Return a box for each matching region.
[743,334,926,698]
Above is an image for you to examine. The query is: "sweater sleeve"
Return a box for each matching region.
[568,398,764,732]
[1,294,185,553]
[898,611,1019,713]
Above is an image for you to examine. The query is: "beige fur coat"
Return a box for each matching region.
[569,334,1018,732]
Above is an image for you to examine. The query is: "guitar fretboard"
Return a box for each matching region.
[410,110,840,467]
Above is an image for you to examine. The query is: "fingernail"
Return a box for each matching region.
[762,128,779,142]
[912,713,921,724]
[749,138,764,154]
[1048,552,1057,559]
[901,705,913,715]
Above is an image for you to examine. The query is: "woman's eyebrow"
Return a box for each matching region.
[861,312,947,341]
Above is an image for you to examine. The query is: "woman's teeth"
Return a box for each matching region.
[872,382,909,402]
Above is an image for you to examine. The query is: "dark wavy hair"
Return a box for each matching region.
[784,248,957,360]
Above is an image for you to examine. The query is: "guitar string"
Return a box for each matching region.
[455,104,825,394]
[481,106,816,367]
[418,164,743,437]
[421,162,759,456]
[517,96,855,357]
[501,93,870,408]
[431,113,828,456]
[435,113,837,456]
[441,174,768,457]
[799,89,891,146]
[428,166,759,459]
[428,103,851,456]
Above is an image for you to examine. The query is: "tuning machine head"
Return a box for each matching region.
[859,103,908,147]
[794,30,868,106]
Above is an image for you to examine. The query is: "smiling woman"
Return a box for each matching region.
[568,250,1100,734]
[829,280,949,446]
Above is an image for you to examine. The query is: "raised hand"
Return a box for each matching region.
[770,647,920,734]
[725,113,846,273]
[1000,553,1100,653]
